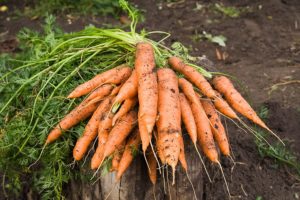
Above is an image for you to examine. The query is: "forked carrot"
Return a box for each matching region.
[112,97,137,126]
[102,110,137,159]
[169,56,215,98]
[179,78,218,163]
[135,42,158,153]
[73,97,113,160]
[157,68,181,184]
[116,128,141,179]
[201,99,230,156]
[111,141,125,172]
[68,65,131,98]
[113,70,138,105]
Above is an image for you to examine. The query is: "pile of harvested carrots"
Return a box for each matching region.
[45,42,277,186]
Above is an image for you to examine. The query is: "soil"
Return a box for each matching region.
[1,0,300,199]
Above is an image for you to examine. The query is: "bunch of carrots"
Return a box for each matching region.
[45,42,280,190]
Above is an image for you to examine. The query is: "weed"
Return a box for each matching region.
[253,106,300,175]
[191,30,227,47]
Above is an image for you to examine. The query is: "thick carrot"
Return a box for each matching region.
[179,93,197,144]
[112,97,137,126]
[179,78,218,162]
[178,135,188,171]
[111,141,125,172]
[135,42,158,152]
[116,129,141,179]
[201,99,230,156]
[73,97,113,161]
[46,100,99,144]
[169,56,215,98]
[68,65,131,98]
[212,76,268,130]
[212,90,238,119]
[103,110,137,159]
[157,68,181,181]
[147,151,157,185]
[114,70,138,105]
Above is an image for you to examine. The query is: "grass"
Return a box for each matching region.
[254,105,300,175]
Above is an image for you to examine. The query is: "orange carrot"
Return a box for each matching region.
[46,100,100,144]
[147,150,157,185]
[91,98,116,169]
[116,129,141,179]
[84,84,114,103]
[110,84,122,96]
[135,42,158,153]
[112,97,137,125]
[102,110,137,159]
[73,97,113,161]
[179,78,218,162]
[178,135,188,171]
[179,93,197,144]
[169,56,215,98]
[111,141,125,172]
[68,65,131,98]
[212,76,268,130]
[114,70,138,105]
[201,99,230,156]
[212,90,238,119]
[157,68,181,182]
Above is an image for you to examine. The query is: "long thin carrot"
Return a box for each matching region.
[212,76,268,130]
[102,110,137,159]
[84,84,114,103]
[73,97,113,161]
[113,70,138,105]
[147,150,157,185]
[116,128,141,179]
[112,97,137,126]
[179,93,197,144]
[201,99,230,156]
[135,42,158,153]
[157,68,181,184]
[68,65,131,98]
[46,100,100,144]
[179,78,218,163]
[211,91,238,119]
[169,56,215,98]
[178,135,187,171]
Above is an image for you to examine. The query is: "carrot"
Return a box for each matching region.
[91,98,116,169]
[111,141,125,172]
[212,90,238,119]
[113,70,138,105]
[84,84,114,103]
[169,56,216,98]
[116,129,141,179]
[112,97,137,126]
[201,99,230,156]
[212,76,268,130]
[73,97,113,161]
[179,78,218,162]
[46,99,100,144]
[147,150,157,185]
[135,42,158,153]
[178,135,187,171]
[67,65,131,98]
[157,68,181,184]
[110,84,122,96]
[179,93,197,144]
[102,110,137,159]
